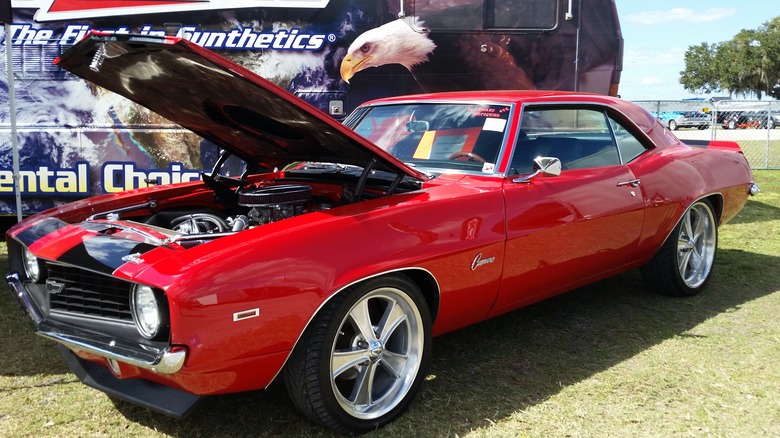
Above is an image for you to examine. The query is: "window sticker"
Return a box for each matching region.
[483,118,507,132]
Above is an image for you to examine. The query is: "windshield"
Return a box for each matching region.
[351,103,511,174]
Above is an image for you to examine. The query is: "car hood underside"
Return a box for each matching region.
[55,32,427,181]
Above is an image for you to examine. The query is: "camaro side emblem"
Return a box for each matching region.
[471,253,495,271]
[46,279,65,295]
[121,253,145,265]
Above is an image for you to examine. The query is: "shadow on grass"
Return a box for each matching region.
[91,248,780,437]
[728,198,780,224]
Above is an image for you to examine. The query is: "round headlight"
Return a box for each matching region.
[132,285,161,339]
[23,247,41,283]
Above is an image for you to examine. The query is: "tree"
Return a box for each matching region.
[679,43,719,94]
[680,16,780,99]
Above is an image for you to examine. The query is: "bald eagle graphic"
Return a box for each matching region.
[338,0,622,95]
[340,18,436,84]
[339,17,536,92]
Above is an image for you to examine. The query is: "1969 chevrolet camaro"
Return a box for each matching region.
[6,33,758,434]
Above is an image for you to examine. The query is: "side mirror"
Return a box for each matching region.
[512,156,562,183]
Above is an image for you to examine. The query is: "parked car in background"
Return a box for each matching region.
[769,112,780,129]
[752,110,780,129]
[6,33,759,434]
[656,111,712,130]
[721,111,770,129]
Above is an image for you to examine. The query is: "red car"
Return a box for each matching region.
[6,33,757,434]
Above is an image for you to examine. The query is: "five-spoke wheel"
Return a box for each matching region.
[284,275,431,434]
[641,199,718,296]
[676,202,717,289]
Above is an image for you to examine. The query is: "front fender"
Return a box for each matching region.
[135,182,506,382]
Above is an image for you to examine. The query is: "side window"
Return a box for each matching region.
[609,118,648,163]
[411,0,557,31]
[511,107,621,173]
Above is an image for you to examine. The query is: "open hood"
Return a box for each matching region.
[55,33,427,181]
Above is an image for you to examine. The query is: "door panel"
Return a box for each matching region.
[493,165,644,313]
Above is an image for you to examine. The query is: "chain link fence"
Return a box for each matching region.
[633,100,779,170]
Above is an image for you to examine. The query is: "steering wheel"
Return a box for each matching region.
[447,151,487,163]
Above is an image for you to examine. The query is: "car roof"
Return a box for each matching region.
[360,90,660,135]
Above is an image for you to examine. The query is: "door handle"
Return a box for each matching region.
[616,179,641,188]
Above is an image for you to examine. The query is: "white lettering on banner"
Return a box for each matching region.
[14,0,332,22]
[0,162,89,195]
[9,23,335,51]
[102,162,202,193]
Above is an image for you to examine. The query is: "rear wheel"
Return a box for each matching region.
[641,199,718,296]
[668,120,678,130]
[283,275,432,434]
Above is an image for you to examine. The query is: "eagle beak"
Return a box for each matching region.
[340,54,373,84]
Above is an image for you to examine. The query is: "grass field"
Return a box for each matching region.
[1,171,778,437]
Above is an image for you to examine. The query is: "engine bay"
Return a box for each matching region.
[80,152,423,247]
[154,182,331,236]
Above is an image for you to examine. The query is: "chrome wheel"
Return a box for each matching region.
[283,275,431,434]
[676,202,716,289]
[330,287,425,420]
[641,198,718,296]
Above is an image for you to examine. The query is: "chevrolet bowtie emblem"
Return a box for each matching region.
[46,279,65,295]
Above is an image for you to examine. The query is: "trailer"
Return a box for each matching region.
[1,0,623,215]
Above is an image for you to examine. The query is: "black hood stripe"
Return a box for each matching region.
[14,218,69,247]
[56,235,157,275]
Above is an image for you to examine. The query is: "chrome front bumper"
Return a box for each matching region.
[5,272,186,374]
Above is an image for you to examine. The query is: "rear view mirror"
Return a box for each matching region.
[405,121,430,132]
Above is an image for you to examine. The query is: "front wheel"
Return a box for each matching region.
[640,199,718,296]
[283,275,432,434]
[668,120,678,130]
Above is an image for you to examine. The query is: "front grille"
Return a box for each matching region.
[46,263,133,321]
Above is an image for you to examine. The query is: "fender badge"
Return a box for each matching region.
[233,308,260,322]
[46,279,65,295]
[471,252,496,271]
[121,253,145,265]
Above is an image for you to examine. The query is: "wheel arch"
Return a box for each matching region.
[645,192,723,262]
[399,268,441,322]
[269,267,441,387]
[329,267,441,324]
[704,193,724,224]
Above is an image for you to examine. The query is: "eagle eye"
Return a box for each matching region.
[360,43,372,53]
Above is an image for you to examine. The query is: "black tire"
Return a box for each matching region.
[668,120,678,131]
[283,275,432,434]
[640,199,718,297]
[728,120,736,130]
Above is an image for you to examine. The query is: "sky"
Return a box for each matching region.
[615,1,780,101]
